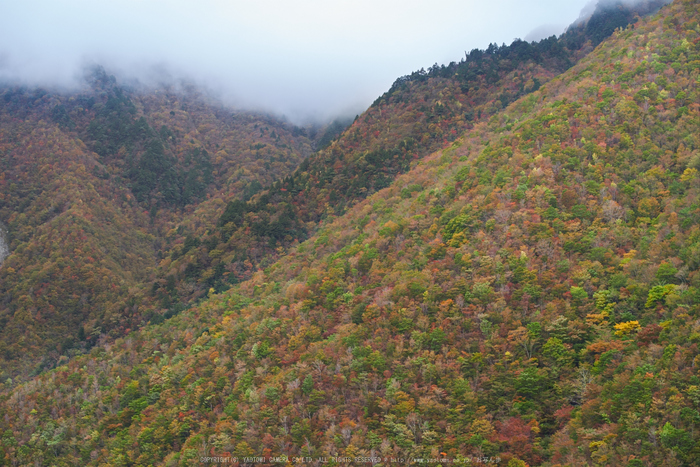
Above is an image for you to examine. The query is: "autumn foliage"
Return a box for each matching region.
[1,0,700,465]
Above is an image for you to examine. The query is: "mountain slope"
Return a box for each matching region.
[1,0,699,464]
[0,0,663,381]
[0,75,315,377]
[156,0,670,313]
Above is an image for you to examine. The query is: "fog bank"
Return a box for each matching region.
[1,0,593,123]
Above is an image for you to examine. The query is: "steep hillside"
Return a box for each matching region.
[1,0,698,465]
[0,0,659,374]
[0,119,156,373]
[158,0,672,309]
[0,74,314,376]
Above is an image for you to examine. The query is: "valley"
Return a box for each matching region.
[0,0,698,464]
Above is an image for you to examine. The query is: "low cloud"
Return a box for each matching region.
[524,24,568,42]
[573,0,673,25]
[1,0,591,123]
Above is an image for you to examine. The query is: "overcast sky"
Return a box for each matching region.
[0,0,593,123]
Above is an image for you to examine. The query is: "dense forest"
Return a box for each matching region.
[0,73,318,376]
[155,0,674,319]
[0,0,668,380]
[1,0,699,465]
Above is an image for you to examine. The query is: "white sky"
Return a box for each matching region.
[0,0,592,122]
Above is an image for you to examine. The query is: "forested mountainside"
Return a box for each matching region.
[0,0,665,380]
[154,0,671,316]
[1,0,699,465]
[0,73,316,376]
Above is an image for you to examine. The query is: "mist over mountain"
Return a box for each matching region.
[574,0,673,25]
[0,0,591,123]
[1,0,699,464]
